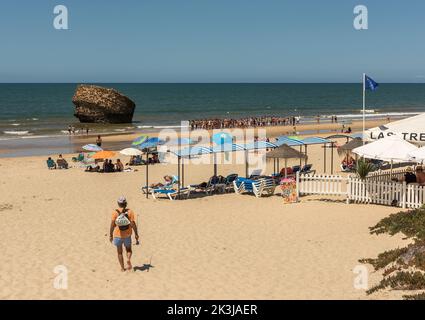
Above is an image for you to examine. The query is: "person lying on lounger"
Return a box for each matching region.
[150,175,174,188]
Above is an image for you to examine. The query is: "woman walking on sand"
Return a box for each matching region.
[109,196,139,271]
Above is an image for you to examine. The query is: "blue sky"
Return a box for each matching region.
[0,0,424,83]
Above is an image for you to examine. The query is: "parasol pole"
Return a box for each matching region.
[362,73,366,145]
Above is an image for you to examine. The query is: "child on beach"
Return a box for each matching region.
[109,196,139,272]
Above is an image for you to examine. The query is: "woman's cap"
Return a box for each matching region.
[117,196,127,204]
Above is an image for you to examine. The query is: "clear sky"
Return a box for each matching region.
[0,0,424,83]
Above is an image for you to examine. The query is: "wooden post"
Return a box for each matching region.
[346,175,351,204]
[146,151,149,199]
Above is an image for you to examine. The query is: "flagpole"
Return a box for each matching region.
[362,73,366,145]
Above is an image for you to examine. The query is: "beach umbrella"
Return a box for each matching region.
[119,148,143,156]
[352,136,417,163]
[266,144,306,177]
[82,144,102,152]
[132,135,149,147]
[137,137,164,149]
[352,136,417,176]
[92,150,116,159]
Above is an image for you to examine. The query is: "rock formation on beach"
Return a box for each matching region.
[72,85,136,123]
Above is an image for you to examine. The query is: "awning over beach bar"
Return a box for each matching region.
[366,113,425,145]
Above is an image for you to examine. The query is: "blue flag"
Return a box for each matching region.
[365,75,379,91]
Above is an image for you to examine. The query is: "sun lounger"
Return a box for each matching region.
[223,174,238,192]
[249,169,263,179]
[189,175,225,195]
[233,177,276,198]
[292,165,301,174]
[151,187,191,200]
[141,175,179,194]
[300,164,315,175]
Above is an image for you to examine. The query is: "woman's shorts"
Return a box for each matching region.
[113,237,132,247]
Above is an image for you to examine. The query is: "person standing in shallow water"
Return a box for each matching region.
[109,196,139,271]
[96,135,102,147]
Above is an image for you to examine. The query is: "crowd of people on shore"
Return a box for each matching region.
[189,116,301,130]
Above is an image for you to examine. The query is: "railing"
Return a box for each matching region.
[296,172,425,209]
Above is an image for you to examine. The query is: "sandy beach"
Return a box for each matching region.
[0,126,411,300]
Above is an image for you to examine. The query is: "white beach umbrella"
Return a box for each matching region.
[408,146,425,163]
[352,135,417,163]
[365,113,425,145]
[119,148,143,156]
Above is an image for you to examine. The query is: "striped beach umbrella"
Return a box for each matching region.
[82,144,103,152]
[132,135,149,147]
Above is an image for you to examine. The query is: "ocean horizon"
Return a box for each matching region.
[1,83,424,140]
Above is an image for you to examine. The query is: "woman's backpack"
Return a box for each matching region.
[115,209,131,231]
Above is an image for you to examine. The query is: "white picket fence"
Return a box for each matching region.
[298,174,347,196]
[296,172,425,209]
[366,169,408,182]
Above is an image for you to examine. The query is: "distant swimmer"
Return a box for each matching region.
[109,196,139,272]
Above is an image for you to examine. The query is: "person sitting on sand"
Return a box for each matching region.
[401,167,417,184]
[115,159,124,172]
[416,166,425,186]
[103,159,109,172]
[150,175,174,188]
[108,159,115,172]
[46,157,56,169]
[56,154,69,169]
[109,196,139,272]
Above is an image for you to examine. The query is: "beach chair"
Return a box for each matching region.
[252,177,276,198]
[223,174,238,192]
[151,186,191,200]
[46,159,56,170]
[72,153,84,162]
[233,177,276,198]
[292,165,301,175]
[300,164,315,175]
[141,175,179,194]
[233,177,251,195]
[189,175,224,195]
[249,169,263,179]
[57,159,69,169]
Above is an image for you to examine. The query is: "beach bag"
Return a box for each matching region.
[115,209,131,231]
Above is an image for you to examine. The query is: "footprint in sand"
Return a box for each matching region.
[0,203,13,211]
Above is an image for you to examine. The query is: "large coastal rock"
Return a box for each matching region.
[72,85,136,123]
